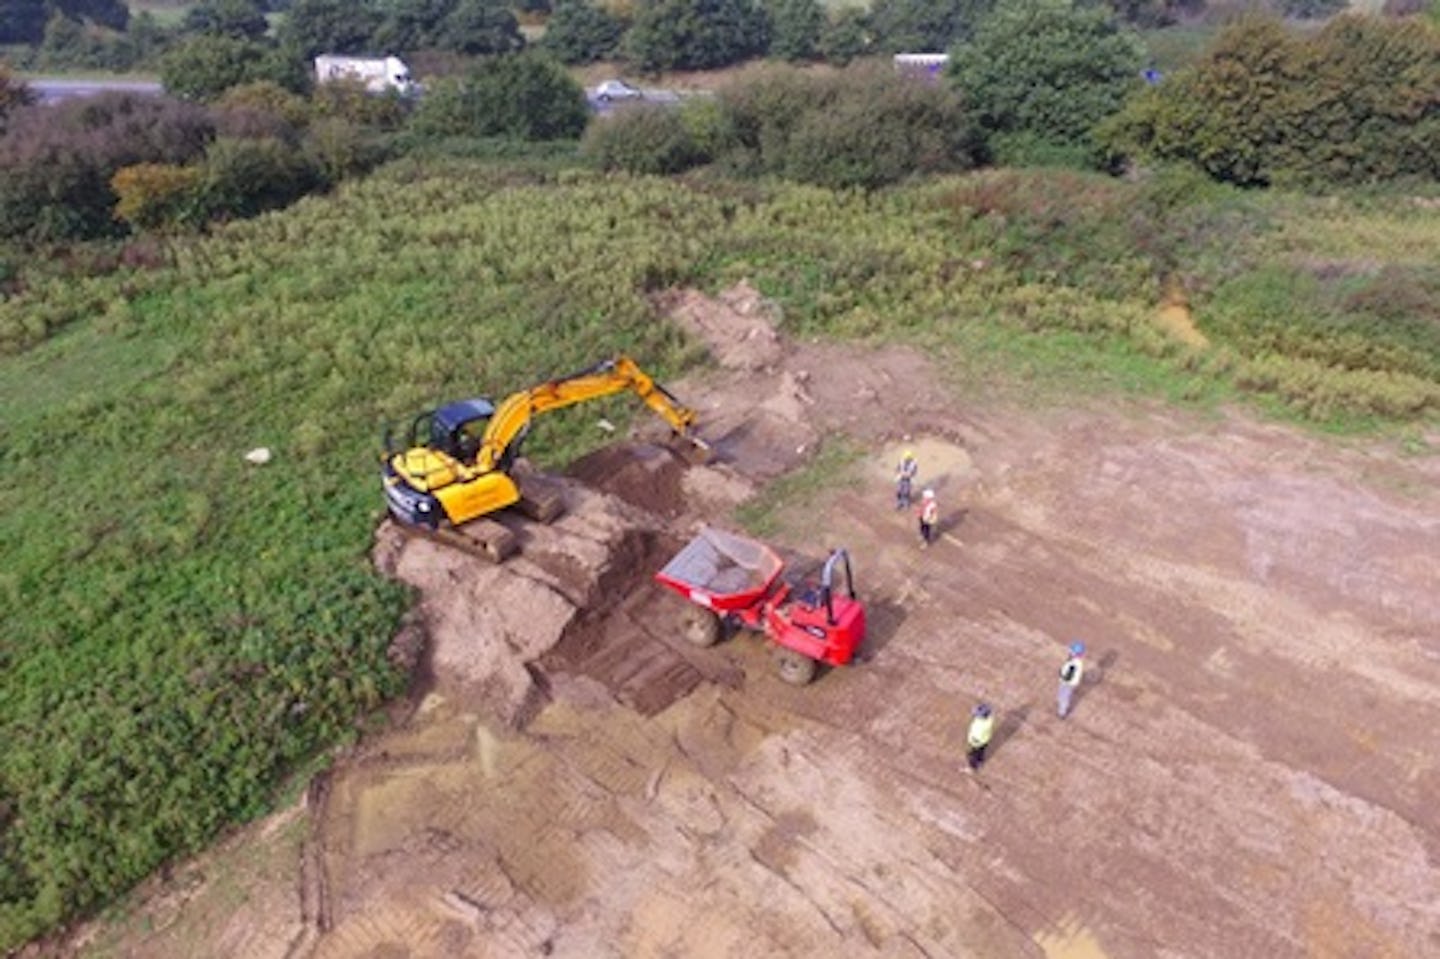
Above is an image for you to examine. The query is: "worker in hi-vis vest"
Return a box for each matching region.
[966,702,994,771]
[894,449,918,509]
[1058,641,1086,718]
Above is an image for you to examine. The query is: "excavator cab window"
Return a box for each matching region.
[452,420,487,463]
[429,398,497,462]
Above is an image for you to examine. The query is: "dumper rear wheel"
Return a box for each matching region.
[680,606,722,647]
[776,649,817,686]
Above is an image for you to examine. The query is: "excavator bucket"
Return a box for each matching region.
[670,434,714,466]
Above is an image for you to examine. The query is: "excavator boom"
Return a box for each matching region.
[477,356,701,472]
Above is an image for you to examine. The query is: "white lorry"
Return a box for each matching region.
[313,55,417,96]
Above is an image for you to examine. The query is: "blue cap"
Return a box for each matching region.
[1070,641,1086,656]
[973,703,992,717]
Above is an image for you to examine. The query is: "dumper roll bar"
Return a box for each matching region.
[819,549,855,626]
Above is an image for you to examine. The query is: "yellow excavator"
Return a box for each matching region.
[381,355,706,560]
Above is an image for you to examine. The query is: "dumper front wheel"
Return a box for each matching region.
[680,605,722,647]
[775,649,817,686]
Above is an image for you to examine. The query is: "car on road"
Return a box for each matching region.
[594,79,643,103]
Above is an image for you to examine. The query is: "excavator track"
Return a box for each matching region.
[396,518,519,564]
[516,472,567,523]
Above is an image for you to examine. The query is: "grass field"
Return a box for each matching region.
[1,157,1437,949]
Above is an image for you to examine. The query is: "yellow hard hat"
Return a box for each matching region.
[904,448,914,459]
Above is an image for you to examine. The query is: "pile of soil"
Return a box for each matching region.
[655,281,783,372]
[566,442,690,519]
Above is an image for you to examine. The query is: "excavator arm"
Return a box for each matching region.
[475,356,702,472]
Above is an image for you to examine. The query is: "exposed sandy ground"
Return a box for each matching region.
[50,285,1440,959]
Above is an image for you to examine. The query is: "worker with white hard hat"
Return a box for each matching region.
[917,487,938,548]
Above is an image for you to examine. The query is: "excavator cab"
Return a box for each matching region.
[429,400,495,464]
[385,399,496,464]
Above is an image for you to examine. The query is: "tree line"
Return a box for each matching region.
[2,0,1437,247]
[1,0,1368,77]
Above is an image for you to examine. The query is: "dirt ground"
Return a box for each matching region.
[55,285,1440,959]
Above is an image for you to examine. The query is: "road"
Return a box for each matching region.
[25,76,681,110]
[27,77,163,103]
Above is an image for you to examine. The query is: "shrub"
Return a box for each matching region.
[0,65,34,128]
[718,64,984,188]
[218,81,312,129]
[678,95,737,161]
[409,53,587,140]
[0,94,215,241]
[160,35,309,102]
[111,163,207,231]
[197,136,322,220]
[432,0,526,54]
[582,105,707,174]
[625,0,770,71]
[279,0,384,60]
[867,0,988,52]
[309,78,409,131]
[766,0,825,61]
[1234,354,1440,420]
[304,117,392,184]
[951,0,1144,165]
[540,0,627,64]
[182,0,270,39]
[1101,14,1440,187]
[819,7,870,65]
[987,131,1098,170]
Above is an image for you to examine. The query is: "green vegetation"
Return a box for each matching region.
[410,52,588,140]
[586,65,983,188]
[624,0,770,71]
[2,126,1439,950]
[765,0,826,61]
[539,0,627,64]
[158,33,305,99]
[950,0,1145,166]
[1103,14,1440,187]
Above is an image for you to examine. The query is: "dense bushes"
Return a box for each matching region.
[0,66,33,128]
[866,0,990,52]
[0,83,400,244]
[582,104,707,174]
[160,34,310,102]
[586,65,983,188]
[540,0,627,64]
[410,53,588,140]
[1102,14,1440,186]
[0,94,214,241]
[625,0,770,71]
[720,65,984,188]
[951,0,1144,165]
[282,0,523,59]
[765,0,825,61]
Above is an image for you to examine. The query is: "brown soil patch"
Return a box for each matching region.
[59,283,1440,959]
[1155,286,1209,349]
